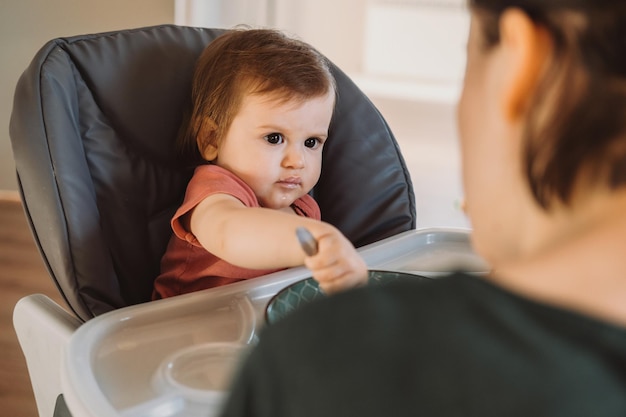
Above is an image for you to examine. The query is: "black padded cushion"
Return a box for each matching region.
[10,25,415,321]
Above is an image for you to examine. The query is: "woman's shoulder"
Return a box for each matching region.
[263,273,488,340]
[263,271,626,350]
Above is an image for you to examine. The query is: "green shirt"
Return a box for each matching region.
[221,273,626,417]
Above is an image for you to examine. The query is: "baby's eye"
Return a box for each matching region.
[265,133,284,144]
[304,137,321,149]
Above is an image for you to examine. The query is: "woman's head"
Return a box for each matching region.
[465,0,626,208]
[459,0,626,262]
[179,29,336,165]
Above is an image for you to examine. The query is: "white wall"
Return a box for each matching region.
[0,0,174,193]
[174,0,368,75]
[272,0,367,75]
[174,0,271,29]
[174,0,469,101]
[363,2,468,87]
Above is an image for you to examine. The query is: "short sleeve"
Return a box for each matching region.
[171,165,259,246]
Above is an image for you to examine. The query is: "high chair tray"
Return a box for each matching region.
[62,228,486,417]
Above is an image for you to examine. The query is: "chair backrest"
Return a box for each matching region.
[10,25,416,322]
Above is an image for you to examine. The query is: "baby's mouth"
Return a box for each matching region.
[277,177,302,189]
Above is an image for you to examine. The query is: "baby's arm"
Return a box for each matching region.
[189,193,367,293]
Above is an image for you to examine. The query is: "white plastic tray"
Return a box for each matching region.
[62,228,487,417]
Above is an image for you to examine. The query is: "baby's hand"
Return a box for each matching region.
[301,227,368,294]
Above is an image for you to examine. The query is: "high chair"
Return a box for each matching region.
[9,24,416,417]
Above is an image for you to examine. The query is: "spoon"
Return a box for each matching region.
[296,227,318,256]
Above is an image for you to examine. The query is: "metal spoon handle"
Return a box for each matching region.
[296,227,318,256]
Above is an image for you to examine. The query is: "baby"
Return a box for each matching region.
[153,29,368,299]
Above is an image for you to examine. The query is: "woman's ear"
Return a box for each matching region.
[498,8,553,122]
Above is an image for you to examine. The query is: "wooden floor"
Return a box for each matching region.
[0,198,66,417]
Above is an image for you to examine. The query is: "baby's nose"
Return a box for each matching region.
[282,147,305,168]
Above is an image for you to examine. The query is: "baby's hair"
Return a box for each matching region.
[177,28,336,166]
[471,0,626,209]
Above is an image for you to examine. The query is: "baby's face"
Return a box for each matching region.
[213,90,334,210]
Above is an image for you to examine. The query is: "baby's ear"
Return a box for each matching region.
[201,142,218,161]
[198,122,219,161]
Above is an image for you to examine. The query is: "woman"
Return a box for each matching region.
[220,1,626,416]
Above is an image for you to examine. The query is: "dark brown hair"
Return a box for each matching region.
[178,28,336,166]
[470,0,626,209]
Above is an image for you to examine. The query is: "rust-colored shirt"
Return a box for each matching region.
[153,165,321,299]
